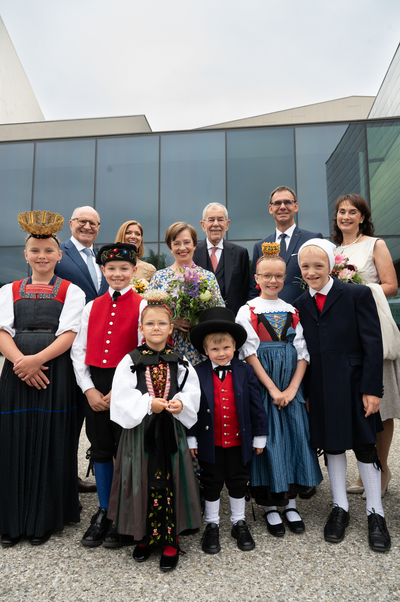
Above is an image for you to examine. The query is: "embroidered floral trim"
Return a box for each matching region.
[145,362,171,399]
[19,277,62,299]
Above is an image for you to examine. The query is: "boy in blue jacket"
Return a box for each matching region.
[188,307,268,554]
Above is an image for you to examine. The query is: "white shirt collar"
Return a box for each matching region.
[211,361,231,369]
[70,235,95,254]
[108,285,131,297]
[275,223,296,240]
[206,238,224,251]
[308,276,334,297]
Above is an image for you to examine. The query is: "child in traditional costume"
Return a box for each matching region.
[71,242,147,548]
[236,243,322,537]
[188,307,269,554]
[296,238,390,552]
[0,211,85,547]
[108,294,202,572]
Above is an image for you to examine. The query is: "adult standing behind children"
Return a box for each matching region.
[333,194,400,498]
[249,186,322,304]
[55,206,108,494]
[71,243,147,549]
[296,239,391,552]
[193,203,249,315]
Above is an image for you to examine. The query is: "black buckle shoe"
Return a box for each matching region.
[231,520,255,551]
[29,530,52,546]
[299,486,316,499]
[324,506,349,543]
[133,543,152,562]
[201,523,221,554]
[81,507,110,547]
[160,548,179,572]
[102,521,121,548]
[368,512,391,552]
[1,534,21,548]
[282,508,305,533]
[264,511,285,537]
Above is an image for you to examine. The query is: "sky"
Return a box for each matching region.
[1,0,400,132]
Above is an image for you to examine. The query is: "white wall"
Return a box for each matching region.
[0,16,44,124]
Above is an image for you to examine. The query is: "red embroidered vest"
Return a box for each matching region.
[85,288,142,368]
[213,372,241,448]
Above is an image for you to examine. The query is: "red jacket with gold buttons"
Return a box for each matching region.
[85,288,142,368]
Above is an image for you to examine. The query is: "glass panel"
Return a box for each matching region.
[160,132,225,236]
[0,143,34,246]
[326,123,369,228]
[159,243,175,268]
[382,237,400,324]
[33,139,96,241]
[367,122,400,237]
[96,135,160,243]
[0,247,28,286]
[227,128,295,240]
[295,124,349,236]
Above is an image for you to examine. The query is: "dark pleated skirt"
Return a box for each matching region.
[250,338,322,503]
[108,414,202,541]
[0,332,79,538]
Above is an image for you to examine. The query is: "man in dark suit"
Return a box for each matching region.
[55,206,108,493]
[249,186,323,304]
[193,203,249,315]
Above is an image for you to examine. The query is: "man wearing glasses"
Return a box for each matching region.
[55,206,108,495]
[193,202,249,315]
[249,186,322,304]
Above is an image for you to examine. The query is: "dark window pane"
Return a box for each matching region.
[295,124,348,236]
[33,139,96,241]
[160,132,225,235]
[0,143,34,245]
[227,128,295,240]
[367,122,400,237]
[96,136,160,243]
[0,247,28,286]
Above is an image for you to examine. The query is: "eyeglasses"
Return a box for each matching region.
[71,218,100,228]
[205,217,226,223]
[171,241,193,248]
[256,273,286,282]
[142,321,171,329]
[270,200,295,208]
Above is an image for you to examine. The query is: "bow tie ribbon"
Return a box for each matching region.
[214,365,232,381]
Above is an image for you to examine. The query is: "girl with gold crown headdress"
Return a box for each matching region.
[0,211,85,547]
[235,242,322,537]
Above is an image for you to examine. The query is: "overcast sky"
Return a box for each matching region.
[1,0,400,131]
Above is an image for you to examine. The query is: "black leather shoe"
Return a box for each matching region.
[324,506,349,543]
[282,508,305,533]
[368,512,391,552]
[1,534,21,548]
[133,543,152,562]
[201,523,221,554]
[120,534,134,546]
[102,522,121,548]
[81,507,110,547]
[78,477,97,493]
[29,530,52,546]
[231,520,255,551]
[160,548,179,572]
[299,486,316,499]
[264,511,285,537]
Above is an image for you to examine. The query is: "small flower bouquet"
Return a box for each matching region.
[130,278,149,295]
[165,264,221,332]
[331,252,364,284]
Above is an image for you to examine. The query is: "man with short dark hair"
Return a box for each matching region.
[249,186,323,304]
[193,202,249,316]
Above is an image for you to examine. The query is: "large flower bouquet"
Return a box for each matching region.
[331,252,364,284]
[165,264,221,330]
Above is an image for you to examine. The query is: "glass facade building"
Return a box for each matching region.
[1,118,399,317]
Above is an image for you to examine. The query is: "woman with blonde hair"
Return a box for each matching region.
[115,220,156,282]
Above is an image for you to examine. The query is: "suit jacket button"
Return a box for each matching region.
[205,426,209,430]
[207,409,211,413]
[102,359,107,364]
[109,321,113,325]
[111,312,116,316]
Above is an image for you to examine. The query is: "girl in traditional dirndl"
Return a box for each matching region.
[0,211,85,547]
[236,244,322,537]
[108,301,202,572]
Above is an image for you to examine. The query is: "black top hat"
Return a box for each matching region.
[190,307,247,356]
[96,242,138,266]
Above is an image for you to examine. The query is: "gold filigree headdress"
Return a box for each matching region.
[18,211,64,240]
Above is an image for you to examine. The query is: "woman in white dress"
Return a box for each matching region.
[333,193,400,496]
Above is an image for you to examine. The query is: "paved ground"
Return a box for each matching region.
[1,355,400,601]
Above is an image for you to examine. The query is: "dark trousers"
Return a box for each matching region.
[199,446,250,502]
[85,366,122,463]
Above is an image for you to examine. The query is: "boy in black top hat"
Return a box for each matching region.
[188,307,269,553]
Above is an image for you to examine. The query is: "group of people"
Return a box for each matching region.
[0,185,399,571]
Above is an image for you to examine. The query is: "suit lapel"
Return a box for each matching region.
[201,360,216,415]
[64,240,98,295]
[231,358,244,419]
[223,241,235,294]
[196,240,210,270]
[302,292,319,322]
[285,226,301,262]
[321,278,343,315]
